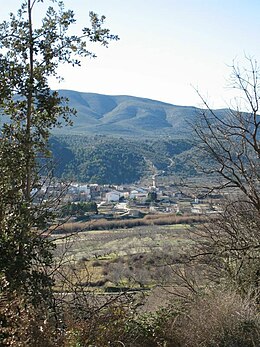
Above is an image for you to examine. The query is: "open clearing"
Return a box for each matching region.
[54,224,191,260]
[53,224,194,291]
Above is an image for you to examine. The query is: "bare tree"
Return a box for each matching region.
[190,58,260,296]
[194,58,259,211]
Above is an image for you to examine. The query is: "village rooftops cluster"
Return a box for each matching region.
[36,180,225,217]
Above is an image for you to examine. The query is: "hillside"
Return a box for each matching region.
[0,90,228,138]
[50,135,195,184]
[0,90,227,184]
[48,91,229,183]
[54,90,211,136]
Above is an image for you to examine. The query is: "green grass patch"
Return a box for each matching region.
[164,224,191,229]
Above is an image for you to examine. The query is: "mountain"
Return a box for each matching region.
[54,90,207,136]
[50,135,195,184]
[48,90,229,183]
[0,90,228,183]
[0,90,227,138]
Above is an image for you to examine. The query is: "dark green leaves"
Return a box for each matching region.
[0,0,118,304]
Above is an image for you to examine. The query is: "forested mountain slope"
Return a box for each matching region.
[50,136,195,184]
[48,91,230,183]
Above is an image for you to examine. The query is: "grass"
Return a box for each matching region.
[164,224,190,229]
[53,213,205,234]
[53,223,193,291]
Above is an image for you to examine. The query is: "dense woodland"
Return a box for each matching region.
[50,135,195,183]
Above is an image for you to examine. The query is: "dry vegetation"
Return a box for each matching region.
[53,223,193,292]
[53,213,205,234]
[2,287,259,346]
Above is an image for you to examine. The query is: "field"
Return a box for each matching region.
[52,222,194,293]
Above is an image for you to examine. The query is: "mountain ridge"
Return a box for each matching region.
[55,90,212,136]
[49,91,229,183]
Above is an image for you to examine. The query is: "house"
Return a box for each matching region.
[106,191,121,202]
[191,203,211,214]
[78,184,90,194]
[129,189,148,201]
[114,202,128,211]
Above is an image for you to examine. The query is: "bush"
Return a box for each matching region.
[125,307,182,347]
[0,292,62,347]
[1,288,259,346]
[123,289,260,347]
[179,289,260,347]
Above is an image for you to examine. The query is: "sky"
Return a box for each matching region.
[1,1,260,108]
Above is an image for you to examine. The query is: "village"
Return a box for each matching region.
[37,175,225,222]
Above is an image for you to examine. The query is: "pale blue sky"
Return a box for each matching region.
[1,1,260,107]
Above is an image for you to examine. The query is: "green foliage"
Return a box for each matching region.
[147,191,157,202]
[0,0,117,307]
[70,305,131,347]
[0,127,55,302]
[52,135,147,184]
[61,201,98,217]
[1,287,258,347]
[50,135,195,183]
[0,292,61,347]
[125,307,181,347]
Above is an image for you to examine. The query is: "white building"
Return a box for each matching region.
[78,184,91,195]
[105,191,121,202]
[129,188,148,200]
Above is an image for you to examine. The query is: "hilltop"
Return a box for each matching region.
[49,90,228,183]
[54,90,227,137]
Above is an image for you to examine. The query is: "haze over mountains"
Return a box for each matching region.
[56,90,221,137]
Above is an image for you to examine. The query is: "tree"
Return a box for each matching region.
[147,191,157,202]
[0,0,118,304]
[61,201,98,218]
[191,58,260,296]
[194,58,259,211]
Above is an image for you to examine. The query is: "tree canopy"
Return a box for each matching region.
[0,0,118,303]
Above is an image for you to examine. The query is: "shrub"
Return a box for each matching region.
[0,292,62,347]
[180,289,260,347]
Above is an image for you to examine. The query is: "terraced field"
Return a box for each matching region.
[53,224,193,292]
